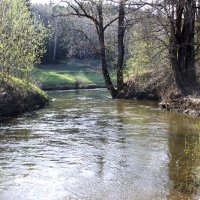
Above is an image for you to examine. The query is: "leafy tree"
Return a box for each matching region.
[0,0,47,81]
[127,13,168,75]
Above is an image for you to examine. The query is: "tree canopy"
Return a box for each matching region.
[0,0,47,81]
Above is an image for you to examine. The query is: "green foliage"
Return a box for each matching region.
[126,41,150,76]
[126,23,169,78]
[0,0,47,81]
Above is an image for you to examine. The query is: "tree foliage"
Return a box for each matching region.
[32,3,99,64]
[30,0,200,97]
[0,0,47,81]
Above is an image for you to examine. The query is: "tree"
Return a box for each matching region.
[168,0,196,90]
[0,0,47,81]
[153,0,200,93]
[60,0,139,98]
[129,0,200,95]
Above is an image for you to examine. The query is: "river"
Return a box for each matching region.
[0,89,200,200]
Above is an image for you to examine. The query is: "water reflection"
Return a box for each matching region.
[0,89,200,199]
[167,114,200,199]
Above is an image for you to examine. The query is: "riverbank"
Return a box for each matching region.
[159,97,200,116]
[36,60,200,117]
[0,77,49,117]
[41,84,105,91]
[124,69,171,101]
[124,69,200,116]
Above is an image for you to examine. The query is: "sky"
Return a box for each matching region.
[31,0,59,4]
[31,0,49,3]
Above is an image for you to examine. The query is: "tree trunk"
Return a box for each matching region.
[169,0,197,92]
[116,0,125,92]
[53,19,58,63]
[97,2,118,98]
[198,0,200,21]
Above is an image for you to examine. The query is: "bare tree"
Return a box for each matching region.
[60,0,140,98]
[152,0,200,93]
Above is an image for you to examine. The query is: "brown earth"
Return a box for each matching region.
[124,69,200,116]
[0,79,49,117]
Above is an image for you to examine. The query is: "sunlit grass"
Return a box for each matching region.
[0,75,48,99]
[34,60,108,88]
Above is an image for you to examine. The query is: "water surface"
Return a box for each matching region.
[0,89,200,200]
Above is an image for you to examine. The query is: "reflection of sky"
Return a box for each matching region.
[1,89,200,199]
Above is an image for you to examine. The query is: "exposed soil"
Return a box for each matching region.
[159,97,200,116]
[124,69,200,116]
[0,79,49,117]
[123,69,173,100]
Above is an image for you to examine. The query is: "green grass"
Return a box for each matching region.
[35,59,112,89]
[6,76,48,99]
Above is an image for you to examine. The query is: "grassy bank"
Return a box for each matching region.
[0,76,49,117]
[35,59,109,90]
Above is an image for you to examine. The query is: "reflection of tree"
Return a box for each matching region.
[75,89,80,96]
[115,99,125,129]
[95,155,105,178]
[94,99,128,179]
[115,99,126,145]
[167,114,200,199]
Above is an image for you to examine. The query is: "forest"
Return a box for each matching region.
[33,0,200,100]
[1,0,200,113]
[2,0,200,200]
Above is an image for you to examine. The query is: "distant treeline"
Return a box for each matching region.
[5,0,200,98]
[31,3,99,64]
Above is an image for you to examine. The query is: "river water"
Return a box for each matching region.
[1,89,200,200]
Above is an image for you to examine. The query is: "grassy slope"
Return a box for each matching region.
[7,76,48,99]
[35,59,113,89]
[0,76,49,116]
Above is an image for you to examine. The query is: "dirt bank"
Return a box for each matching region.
[159,97,200,116]
[124,69,200,116]
[123,69,172,100]
[0,77,49,117]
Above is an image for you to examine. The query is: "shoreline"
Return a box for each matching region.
[43,85,200,117]
[0,78,49,117]
[159,97,200,117]
[41,85,106,91]
[1,80,199,118]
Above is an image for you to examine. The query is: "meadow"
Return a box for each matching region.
[35,59,109,89]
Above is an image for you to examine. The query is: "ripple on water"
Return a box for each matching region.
[0,89,200,200]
